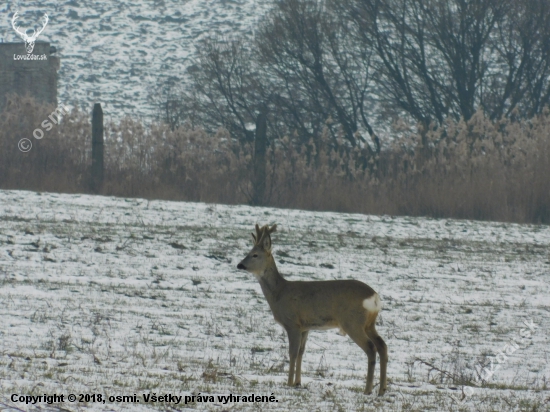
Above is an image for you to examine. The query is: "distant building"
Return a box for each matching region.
[0,41,60,111]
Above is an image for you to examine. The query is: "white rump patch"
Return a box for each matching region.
[363,293,382,313]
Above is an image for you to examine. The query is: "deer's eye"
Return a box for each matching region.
[253,254,258,258]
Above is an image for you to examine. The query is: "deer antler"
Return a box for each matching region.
[253,224,277,246]
[11,12,48,41]
[11,12,27,40]
[33,13,49,40]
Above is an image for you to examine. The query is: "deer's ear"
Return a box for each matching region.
[262,233,272,251]
[251,233,257,244]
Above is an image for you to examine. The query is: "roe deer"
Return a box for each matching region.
[237,224,388,395]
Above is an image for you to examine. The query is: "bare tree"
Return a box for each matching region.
[258,0,379,152]
[339,0,502,125]
[339,0,550,125]
[186,37,264,143]
[179,0,549,161]
[148,76,188,131]
[488,0,550,119]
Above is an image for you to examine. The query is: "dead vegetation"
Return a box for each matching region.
[1,95,549,223]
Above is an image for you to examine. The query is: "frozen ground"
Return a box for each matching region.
[0,0,272,121]
[0,189,549,411]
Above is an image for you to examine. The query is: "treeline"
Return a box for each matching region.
[2,0,550,223]
[1,95,549,223]
[152,0,550,152]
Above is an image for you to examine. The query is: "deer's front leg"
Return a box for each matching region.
[295,331,309,386]
[286,328,302,386]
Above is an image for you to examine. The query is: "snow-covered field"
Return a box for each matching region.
[0,189,549,411]
[1,0,271,121]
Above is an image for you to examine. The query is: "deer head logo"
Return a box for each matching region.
[12,12,49,54]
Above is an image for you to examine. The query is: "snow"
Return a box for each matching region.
[0,189,549,411]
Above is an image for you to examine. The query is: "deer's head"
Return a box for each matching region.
[237,224,277,277]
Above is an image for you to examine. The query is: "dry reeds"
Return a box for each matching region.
[1,95,548,223]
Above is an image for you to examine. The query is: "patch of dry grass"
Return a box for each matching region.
[1,95,549,223]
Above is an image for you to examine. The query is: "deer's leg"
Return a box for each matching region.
[343,323,377,395]
[366,328,387,396]
[365,339,377,394]
[295,331,309,386]
[286,328,302,386]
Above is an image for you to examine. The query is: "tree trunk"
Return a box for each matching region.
[91,103,104,193]
[252,110,267,206]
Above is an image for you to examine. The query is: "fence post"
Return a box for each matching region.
[91,103,104,193]
[252,110,267,206]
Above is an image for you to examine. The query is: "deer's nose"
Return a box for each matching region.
[237,263,246,270]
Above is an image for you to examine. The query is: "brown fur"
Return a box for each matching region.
[237,224,388,395]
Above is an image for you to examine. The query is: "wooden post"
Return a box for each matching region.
[252,110,267,206]
[91,103,104,193]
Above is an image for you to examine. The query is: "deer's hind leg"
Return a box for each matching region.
[365,339,377,394]
[341,319,378,395]
[365,326,387,396]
